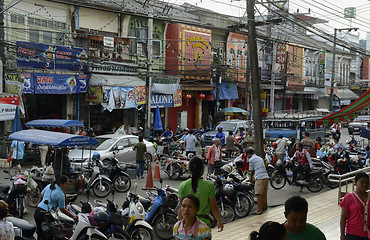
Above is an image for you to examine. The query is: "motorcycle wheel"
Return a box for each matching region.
[92,179,112,198]
[234,194,252,218]
[153,214,177,240]
[326,172,339,189]
[131,226,154,240]
[245,192,256,210]
[165,163,181,180]
[218,202,235,224]
[106,231,130,240]
[270,172,287,190]
[266,166,275,178]
[307,173,324,193]
[26,186,42,207]
[113,175,131,193]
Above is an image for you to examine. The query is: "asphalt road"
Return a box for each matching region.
[2,127,356,239]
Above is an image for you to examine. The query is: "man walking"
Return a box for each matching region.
[247,147,269,215]
[133,136,147,179]
[9,140,25,172]
[300,131,314,156]
[284,196,326,239]
[206,139,222,174]
[245,130,255,149]
[184,130,198,158]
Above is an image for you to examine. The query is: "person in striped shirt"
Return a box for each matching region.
[173,194,211,240]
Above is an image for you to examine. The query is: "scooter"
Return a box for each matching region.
[101,157,131,193]
[6,216,36,240]
[83,158,112,198]
[3,170,27,218]
[145,178,178,240]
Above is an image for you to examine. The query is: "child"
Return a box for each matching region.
[340,172,370,240]
[173,194,211,240]
[250,221,287,240]
[0,200,14,240]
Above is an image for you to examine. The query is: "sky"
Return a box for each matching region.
[168,0,370,40]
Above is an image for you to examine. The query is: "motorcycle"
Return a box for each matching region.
[82,158,112,198]
[101,157,131,193]
[3,170,27,219]
[270,157,324,193]
[164,157,190,180]
[145,179,178,240]
[6,216,36,240]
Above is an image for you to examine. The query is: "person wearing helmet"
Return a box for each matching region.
[214,126,225,145]
[34,175,78,240]
[245,130,255,149]
[275,134,287,162]
[180,128,190,141]
[136,127,144,137]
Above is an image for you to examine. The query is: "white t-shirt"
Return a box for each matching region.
[0,219,14,240]
[185,134,197,152]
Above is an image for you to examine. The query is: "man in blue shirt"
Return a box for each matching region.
[184,130,199,158]
[215,126,225,145]
[9,140,25,171]
[161,126,173,142]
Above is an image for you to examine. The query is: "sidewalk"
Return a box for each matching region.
[212,188,341,240]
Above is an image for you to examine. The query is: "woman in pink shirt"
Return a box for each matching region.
[340,172,370,240]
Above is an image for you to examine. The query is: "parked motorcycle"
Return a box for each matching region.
[164,157,190,180]
[3,170,27,218]
[6,216,36,240]
[101,157,131,193]
[83,158,112,198]
[145,179,178,240]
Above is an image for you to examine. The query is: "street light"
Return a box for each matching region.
[330,27,358,111]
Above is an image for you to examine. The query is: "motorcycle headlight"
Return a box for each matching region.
[136,202,144,215]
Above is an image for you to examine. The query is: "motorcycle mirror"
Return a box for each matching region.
[159,178,163,184]
[86,189,90,201]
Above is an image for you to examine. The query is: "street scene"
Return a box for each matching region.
[1,0,370,240]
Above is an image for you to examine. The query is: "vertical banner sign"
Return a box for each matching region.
[319,52,326,77]
[134,86,146,105]
[20,73,34,94]
[173,90,182,107]
[276,42,287,84]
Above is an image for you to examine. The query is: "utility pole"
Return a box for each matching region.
[0,0,4,94]
[266,1,274,114]
[247,0,264,157]
[146,2,153,136]
[330,27,358,111]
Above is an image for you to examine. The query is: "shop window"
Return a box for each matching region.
[28,17,34,25]
[153,40,161,56]
[18,15,24,24]
[35,18,41,26]
[43,31,52,44]
[29,30,39,43]
[48,20,54,28]
[229,48,235,66]
[10,14,17,23]
[237,49,242,68]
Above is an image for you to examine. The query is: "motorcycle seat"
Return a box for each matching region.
[6,216,36,237]
[140,198,151,211]
[0,184,10,194]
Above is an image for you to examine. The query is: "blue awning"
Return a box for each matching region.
[9,129,98,147]
[25,119,83,128]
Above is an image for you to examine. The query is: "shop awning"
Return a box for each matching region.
[89,74,145,87]
[335,89,358,100]
[316,89,370,126]
[25,119,83,128]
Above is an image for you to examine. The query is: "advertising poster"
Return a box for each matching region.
[16,41,87,71]
[5,74,24,95]
[33,73,86,94]
[125,88,136,109]
[134,86,146,105]
[76,74,88,93]
[102,87,137,110]
[20,73,34,94]
[86,86,103,103]
[173,90,182,107]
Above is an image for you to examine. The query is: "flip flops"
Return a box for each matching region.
[251,211,263,215]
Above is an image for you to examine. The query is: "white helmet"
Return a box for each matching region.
[222,164,232,174]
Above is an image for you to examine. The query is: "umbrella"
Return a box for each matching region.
[12,106,22,133]
[154,106,163,131]
[218,107,249,116]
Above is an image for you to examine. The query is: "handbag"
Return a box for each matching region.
[7,155,11,163]
[351,193,370,238]
[196,188,216,227]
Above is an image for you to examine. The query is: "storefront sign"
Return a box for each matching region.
[5,74,24,95]
[0,104,17,121]
[102,87,137,110]
[103,37,114,47]
[135,86,146,105]
[20,73,34,94]
[151,94,173,108]
[33,73,88,94]
[91,63,138,75]
[0,96,20,105]
[16,41,87,71]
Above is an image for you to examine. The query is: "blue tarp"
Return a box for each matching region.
[9,129,98,147]
[213,82,239,100]
[25,119,83,128]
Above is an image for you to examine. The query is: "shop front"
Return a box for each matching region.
[166,23,212,130]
